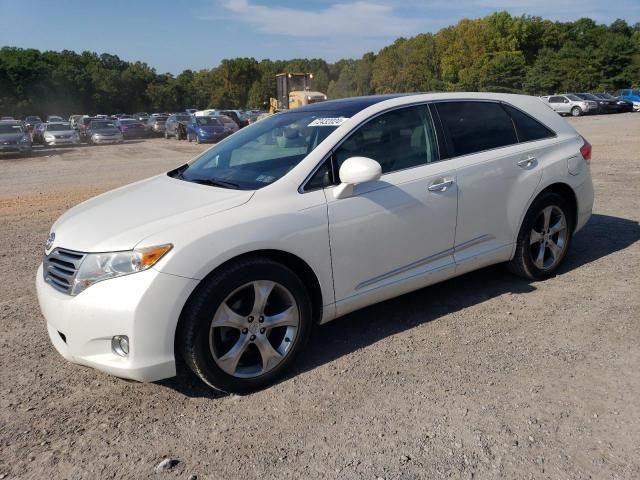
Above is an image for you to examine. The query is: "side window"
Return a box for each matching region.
[502,104,555,142]
[548,96,563,103]
[435,101,518,157]
[334,105,438,175]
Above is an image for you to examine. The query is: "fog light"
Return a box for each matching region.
[111,335,129,357]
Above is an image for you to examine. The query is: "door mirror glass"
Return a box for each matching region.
[334,156,381,199]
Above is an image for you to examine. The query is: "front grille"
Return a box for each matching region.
[43,248,86,295]
[54,135,70,139]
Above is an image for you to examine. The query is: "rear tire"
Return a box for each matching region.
[178,257,313,394]
[507,192,573,280]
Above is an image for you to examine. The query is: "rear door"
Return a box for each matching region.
[433,100,549,274]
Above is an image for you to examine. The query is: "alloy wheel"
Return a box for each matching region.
[209,280,299,378]
[529,205,568,271]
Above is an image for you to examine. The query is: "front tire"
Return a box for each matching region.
[507,192,573,280]
[178,258,313,394]
[571,106,582,117]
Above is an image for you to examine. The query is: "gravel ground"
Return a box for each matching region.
[1,114,639,480]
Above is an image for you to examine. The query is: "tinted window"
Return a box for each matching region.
[548,96,565,103]
[502,104,555,143]
[334,105,438,175]
[436,101,517,156]
[305,160,333,191]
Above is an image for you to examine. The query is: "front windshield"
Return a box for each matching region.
[173,110,347,190]
[48,116,63,121]
[196,117,220,126]
[600,93,615,100]
[566,94,581,101]
[0,124,23,134]
[46,123,71,131]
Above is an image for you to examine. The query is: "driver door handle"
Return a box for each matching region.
[428,179,454,192]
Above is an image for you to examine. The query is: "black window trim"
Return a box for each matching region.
[299,98,557,193]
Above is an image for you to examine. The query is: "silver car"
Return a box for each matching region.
[148,116,168,135]
[42,122,80,146]
[541,94,598,117]
[0,120,32,155]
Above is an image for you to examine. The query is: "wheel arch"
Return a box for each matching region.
[174,249,325,350]
[511,181,579,259]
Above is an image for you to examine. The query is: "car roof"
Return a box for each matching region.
[291,94,410,115]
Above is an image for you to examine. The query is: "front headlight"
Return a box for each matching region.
[71,244,172,295]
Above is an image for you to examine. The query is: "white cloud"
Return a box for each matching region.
[219,0,421,38]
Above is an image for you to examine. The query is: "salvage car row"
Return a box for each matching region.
[540,90,640,116]
[0,109,266,156]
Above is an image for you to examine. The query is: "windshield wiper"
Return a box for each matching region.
[188,177,240,189]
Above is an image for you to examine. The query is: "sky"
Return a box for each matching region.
[1,0,638,74]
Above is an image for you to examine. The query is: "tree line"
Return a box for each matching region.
[1,12,639,117]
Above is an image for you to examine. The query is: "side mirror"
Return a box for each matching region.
[334,156,382,199]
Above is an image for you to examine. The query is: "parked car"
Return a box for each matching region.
[164,113,193,139]
[86,119,123,144]
[615,89,640,111]
[68,115,85,129]
[116,119,147,139]
[148,116,168,136]
[46,115,65,123]
[572,93,615,114]
[591,93,633,113]
[23,116,43,132]
[41,122,80,146]
[0,120,32,155]
[541,94,598,116]
[32,122,47,143]
[211,114,239,135]
[77,117,95,141]
[182,116,225,143]
[220,110,248,128]
[0,116,15,121]
[36,93,594,393]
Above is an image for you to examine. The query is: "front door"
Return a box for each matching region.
[325,104,458,314]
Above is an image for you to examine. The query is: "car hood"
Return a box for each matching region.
[49,174,254,252]
[0,133,25,142]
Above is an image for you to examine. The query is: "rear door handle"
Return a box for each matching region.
[428,179,454,192]
[517,156,537,169]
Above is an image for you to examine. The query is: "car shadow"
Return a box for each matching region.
[159,213,639,398]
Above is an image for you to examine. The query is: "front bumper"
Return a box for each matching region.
[45,138,79,146]
[0,143,31,153]
[92,135,122,144]
[36,264,198,382]
[197,132,225,143]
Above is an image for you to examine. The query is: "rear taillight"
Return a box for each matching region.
[579,136,592,164]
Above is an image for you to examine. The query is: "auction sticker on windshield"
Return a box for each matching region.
[307,117,349,127]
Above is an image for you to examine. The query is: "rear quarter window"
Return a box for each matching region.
[435,101,518,157]
[501,104,555,143]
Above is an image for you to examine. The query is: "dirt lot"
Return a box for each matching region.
[1,114,639,480]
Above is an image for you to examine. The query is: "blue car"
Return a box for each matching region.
[184,116,226,144]
[615,89,640,111]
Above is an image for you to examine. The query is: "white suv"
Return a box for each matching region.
[36,93,594,393]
